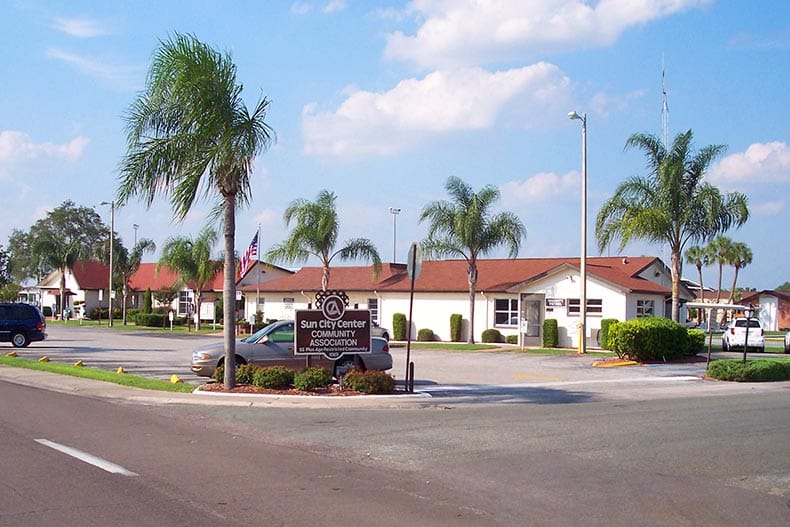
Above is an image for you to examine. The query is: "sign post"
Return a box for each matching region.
[405,243,422,392]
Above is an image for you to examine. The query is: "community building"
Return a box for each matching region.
[238,256,692,347]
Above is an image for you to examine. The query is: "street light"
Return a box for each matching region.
[568,110,587,354]
[101,201,115,327]
[388,207,401,263]
[133,223,139,246]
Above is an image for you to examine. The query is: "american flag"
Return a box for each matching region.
[239,232,259,278]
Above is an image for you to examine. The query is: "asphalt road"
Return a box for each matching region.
[1,379,788,526]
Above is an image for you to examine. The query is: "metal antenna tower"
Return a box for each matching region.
[661,55,669,147]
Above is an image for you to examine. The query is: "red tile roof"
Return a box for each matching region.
[128,262,235,292]
[238,256,672,295]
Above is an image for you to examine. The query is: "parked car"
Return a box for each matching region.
[371,322,390,341]
[721,317,764,353]
[191,320,392,378]
[784,330,789,353]
[0,302,47,348]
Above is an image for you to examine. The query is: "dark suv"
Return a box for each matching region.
[0,303,47,347]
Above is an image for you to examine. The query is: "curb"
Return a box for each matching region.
[592,360,638,368]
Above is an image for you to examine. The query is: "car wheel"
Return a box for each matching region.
[721,339,728,352]
[11,332,29,348]
[334,357,357,378]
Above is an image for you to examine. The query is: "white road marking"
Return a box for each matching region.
[34,439,138,476]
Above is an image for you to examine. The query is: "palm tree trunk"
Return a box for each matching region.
[59,267,66,319]
[122,284,128,325]
[194,290,202,331]
[670,250,681,322]
[696,265,704,325]
[322,264,329,291]
[222,194,237,389]
[727,267,740,304]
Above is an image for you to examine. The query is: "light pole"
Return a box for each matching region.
[388,207,401,263]
[568,111,587,354]
[101,201,115,327]
[133,223,139,246]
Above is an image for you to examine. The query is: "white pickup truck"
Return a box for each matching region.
[721,317,765,353]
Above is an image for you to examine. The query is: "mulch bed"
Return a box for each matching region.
[197,382,374,396]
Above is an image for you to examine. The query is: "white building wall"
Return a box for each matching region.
[758,295,778,331]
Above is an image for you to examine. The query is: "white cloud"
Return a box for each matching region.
[589,89,646,118]
[500,170,580,203]
[385,0,710,69]
[302,63,571,158]
[0,130,89,168]
[46,48,143,88]
[51,17,112,38]
[708,141,790,184]
[255,209,279,227]
[323,0,347,13]
[291,2,314,15]
[752,201,784,215]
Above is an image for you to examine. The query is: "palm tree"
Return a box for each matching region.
[684,245,709,325]
[596,130,749,322]
[118,33,274,388]
[33,235,89,318]
[266,190,381,291]
[157,227,222,331]
[726,242,752,304]
[708,235,733,304]
[115,239,156,325]
[420,176,526,343]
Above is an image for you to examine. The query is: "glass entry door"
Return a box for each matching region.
[520,294,542,338]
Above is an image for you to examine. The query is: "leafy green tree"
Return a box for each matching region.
[0,245,10,287]
[157,227,222,331]
[777,281,790,292]
[152,287,177,310]
[115,239,156,325]
[266,190,381,291]
[596,130,749,321]
[118,33,274,388]
[726,242,752,304]
[143,287,153,313]
[420,176,526,343]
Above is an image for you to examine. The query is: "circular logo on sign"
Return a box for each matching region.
[322,294,346,321]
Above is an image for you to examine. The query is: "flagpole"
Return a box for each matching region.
[256,224,261,317]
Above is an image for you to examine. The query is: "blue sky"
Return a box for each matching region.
[2,0,788,290]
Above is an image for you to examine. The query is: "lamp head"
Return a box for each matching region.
[389,207,402,214]
[568,111,581,121]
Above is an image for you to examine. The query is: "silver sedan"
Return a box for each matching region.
[190,320,392,378]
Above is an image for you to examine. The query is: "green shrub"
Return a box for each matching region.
[482,328,503,343]
[136,313,167,328]
[252,365,295,389]
[294,367,333,391]
[235,363,259,385]
[417,328,435,341]
[600,318,618,349]
[542,319,558,348]
[126,308,139,323]
[686,329,706,356]
[506,334,518,344]
[707,359,790,382]
[450,314,463,342]
[142,288,153,314]
[393,313,407,340]
[42,306,53,317]
[213,364,224,383]
[91,307,123,321]
[343,368,396,394]
[608,317,688,362]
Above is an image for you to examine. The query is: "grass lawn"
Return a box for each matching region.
[0,355,196,393]
[47,318,223,335]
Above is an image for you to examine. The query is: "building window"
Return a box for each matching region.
[567,298,603,316]
[178,291,191,316]
[368,298,379,324]
[495,298,519,325]
[636,299,655,317]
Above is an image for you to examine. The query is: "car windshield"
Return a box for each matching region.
[241,322,279,343]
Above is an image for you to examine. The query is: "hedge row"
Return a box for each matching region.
[608,317,703,361]
[707,359,790,382]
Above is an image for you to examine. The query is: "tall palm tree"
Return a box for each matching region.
[266,190,381,291]
[118,33,273,389]
[32,235,89,318]
[420,176,526,344]
[115,239,156,325]
[726,241,753,304]
[684,245,710,325]
[157,227,222,331]
[596,130,749,321]
[708,235,733,304]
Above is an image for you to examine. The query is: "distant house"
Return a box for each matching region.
[38,260,110,317]
[238,256,692,347]
[738,290,790,331]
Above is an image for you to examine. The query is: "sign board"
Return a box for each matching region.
[546,298,565,307]
[295,293,371,359]
[406,242,422,281]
